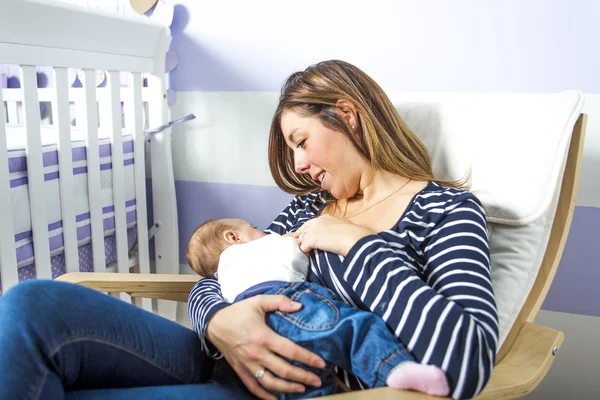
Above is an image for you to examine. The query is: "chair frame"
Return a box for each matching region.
[58,113,588,399]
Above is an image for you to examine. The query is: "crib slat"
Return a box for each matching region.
[128,72,152,311]
[128,74,148,263]
[21,65,51,279]
[0,79,19,292]
[80,69,106,270]
[7,101,18,124]
[147,72,178,321]
[107,71,128,273]
[53,67,79,274]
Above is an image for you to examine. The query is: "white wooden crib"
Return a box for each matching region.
[0,0,179,318]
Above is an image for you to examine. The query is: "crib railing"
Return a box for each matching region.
[0,75,17,289]
[0,1,177,317]
[1,68,152,304]
[1,87,153,126]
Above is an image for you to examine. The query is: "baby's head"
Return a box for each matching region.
[187,218,266,278]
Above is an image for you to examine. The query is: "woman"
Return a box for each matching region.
[0,60,497,400]
[190,60,498,399]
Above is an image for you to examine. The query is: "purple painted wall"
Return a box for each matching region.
[172,181,599,317]
[175,181,293,259]
[542,206,600,317]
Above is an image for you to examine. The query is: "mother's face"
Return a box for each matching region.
[280,110,365,199]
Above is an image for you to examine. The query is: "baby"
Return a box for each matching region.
[187,218,449,398]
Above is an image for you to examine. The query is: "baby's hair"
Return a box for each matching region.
[187,219,236,278]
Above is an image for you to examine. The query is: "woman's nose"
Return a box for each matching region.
[294,158,310,174]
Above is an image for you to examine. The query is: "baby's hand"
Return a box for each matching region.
[282,232,295,238]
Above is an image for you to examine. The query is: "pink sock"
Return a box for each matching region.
[386,361,450,397]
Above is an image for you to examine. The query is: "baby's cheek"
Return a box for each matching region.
[255,231,268,240]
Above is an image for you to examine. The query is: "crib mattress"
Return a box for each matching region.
[3,125,138,273]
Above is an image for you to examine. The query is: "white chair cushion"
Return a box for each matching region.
[391,91,584,346]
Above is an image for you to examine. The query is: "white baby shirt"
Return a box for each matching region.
[217,233,309,303]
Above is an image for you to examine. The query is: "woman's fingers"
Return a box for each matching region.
[208,294,326,396]
[234,365,278,400]
[259,347,322,388]
[254,294,302,314]
[252,366,307,394]
[292,224,306,238]
[268,331,325,371]
[253,295,326,370]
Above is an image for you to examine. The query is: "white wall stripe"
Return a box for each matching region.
[169,92,600,209]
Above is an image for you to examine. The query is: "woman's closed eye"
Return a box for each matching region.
[296,139,306,149]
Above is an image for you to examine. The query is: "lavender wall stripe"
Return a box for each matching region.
[174,180,293,264]
[541,206,600,317]
[172,179,600,317]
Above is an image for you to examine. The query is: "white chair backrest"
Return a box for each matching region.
[391,91,584,347]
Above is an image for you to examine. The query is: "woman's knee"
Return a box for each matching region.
[0,279,71,317]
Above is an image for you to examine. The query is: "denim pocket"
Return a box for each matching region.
[275,288,340,331]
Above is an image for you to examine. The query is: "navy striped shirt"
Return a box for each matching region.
[188,181,498,399]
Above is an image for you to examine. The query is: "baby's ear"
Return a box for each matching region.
[224,230,240,244]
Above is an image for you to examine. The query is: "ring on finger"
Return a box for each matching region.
[255,369,266,380]
[300,231,307,241]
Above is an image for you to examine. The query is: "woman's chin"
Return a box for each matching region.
[327,188,344,200]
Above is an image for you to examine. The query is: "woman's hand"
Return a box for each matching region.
[206,295,326,400]
[292,215,376,256]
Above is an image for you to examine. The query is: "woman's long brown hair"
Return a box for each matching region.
[268,60,467,196]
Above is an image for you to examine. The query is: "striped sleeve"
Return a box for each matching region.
[340,195,498,399]
[187,278,230,358]
[187,193,315,357]
[264,193,320,235]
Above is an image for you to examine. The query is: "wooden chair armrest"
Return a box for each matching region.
[321,322,563,400]
[474,322,563,399]
[56,272,201,302]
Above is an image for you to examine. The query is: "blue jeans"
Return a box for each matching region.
[0,280,253,400]
[264,282,414,399]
